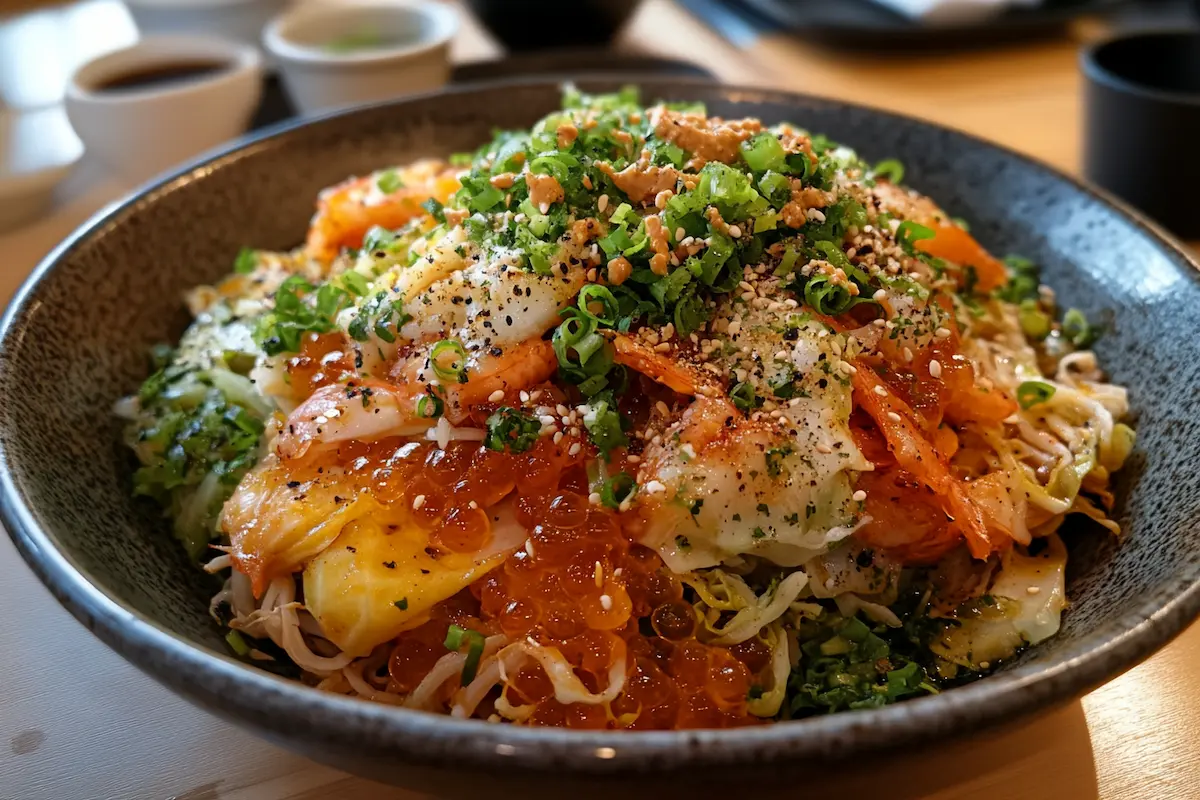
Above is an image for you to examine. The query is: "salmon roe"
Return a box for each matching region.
[367,435,764,730]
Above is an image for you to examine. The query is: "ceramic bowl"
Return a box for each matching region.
[263,0,457,115]
[3,79,1200,797]
[65,35,263,185]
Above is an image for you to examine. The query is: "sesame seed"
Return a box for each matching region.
[519,390,530,403]
[645,480,667,494]
[886,411,902,422]
[675,227,686,241]
[525,539,535,558]
[488,389,505,403]
[873,289,888,302]
[589,492,602,505]
[852,490,867,502]
[838,361,857,375]
[598,194,609,212]
[935,327,952,339]
[556,404,569,416]
[594,561,604,587]
[614,568,623,577]
[727,319,742,335]
[979,661,991,669]
[654,342,671,353]
[468,500,479,509]
[873,385,887,397]
[627,454,641,464]
[902,347,914,362]
[816,442,833,454]
[553,431,564,444]
[1027,586,1042,595]
[539,414,557,426]
[412,494,426,510]
[600,594,613,611]
[929,359,942,378]
[728,225,742,238]
[569,442,582,456]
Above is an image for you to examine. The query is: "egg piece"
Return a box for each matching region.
[303,502,527,657]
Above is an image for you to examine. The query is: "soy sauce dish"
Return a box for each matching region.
[2,80,1200,797]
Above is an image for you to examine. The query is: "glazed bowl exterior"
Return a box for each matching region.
[2,79,1199,796]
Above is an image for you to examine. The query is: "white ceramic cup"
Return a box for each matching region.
[123,0,294,56]
[263,0,458,116]
[65,35,263,185]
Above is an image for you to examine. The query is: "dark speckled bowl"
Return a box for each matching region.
[2,79,1199,796]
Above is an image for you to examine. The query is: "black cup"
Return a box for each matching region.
[1082,30,1200,237]
[465,0,642,52]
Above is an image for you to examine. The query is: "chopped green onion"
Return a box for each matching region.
[577,285,619,326]
[340,270,370,297]
[1018,300,1051,341]
[599,472,637,509]
[430,339,468,384]
[730,381,759,413]
[895,220,935,255]
[376,169,404,194]
[1017,380,1056,409]
[394,598,409,610]
[421,197,446,223]
[739,132,788,173]
[484,407,541,454]
[872,158,905,184]
[233,247,258,275]
[582,392,628,459]
[1062,307,1098,348]
[804,275,855,316]
[417,395,443,419]
[444,624,486,685]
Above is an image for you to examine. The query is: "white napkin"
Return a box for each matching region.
[871,0,1042,25]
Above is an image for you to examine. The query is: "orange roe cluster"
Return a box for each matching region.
[381,433,769,730]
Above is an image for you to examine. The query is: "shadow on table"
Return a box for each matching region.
[802,700,1099,800]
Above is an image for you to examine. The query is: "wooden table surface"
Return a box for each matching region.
[1,2,1198,798]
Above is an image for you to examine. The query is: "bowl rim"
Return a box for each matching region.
[3,75,1200,773]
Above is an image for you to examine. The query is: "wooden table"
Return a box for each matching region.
[1,2,1197,798]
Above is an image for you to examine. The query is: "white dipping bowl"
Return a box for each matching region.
[264,0,457,116]
[65,35,263,185]
[124,0,293,55]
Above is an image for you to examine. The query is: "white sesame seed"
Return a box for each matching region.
[600,594,613,611]
[613,568,623,577]
[675,227,686,241]
[569,442,582,457]
[539,414,557,426]
[873,289,888,302]
[488,389,505,403]
[816,443,833,454]
[838,361,857,375]
[728,224,742,238]
[935,327,952,339]
[525,539,535,558]
[556,403,569,416]
[1027,586,1042,595]
[412,494,426,510]
[626,454,640,464]
[873,385,887,397]
[645,480,667,494]
[852,490,867,502]
[902,346,914,363]
[553,431,564,444]
[887,411,902,422]
[594,561,604,587]
[589,492,602,505]
[519,390,530,403]
[979,661,991,669]
[654,342,671,353]
[468,500,479,509]
[598,194,609,212]
[929,359,943,378]
[681,443,697,459]
[539,202,550,214]
[529,390,543,402]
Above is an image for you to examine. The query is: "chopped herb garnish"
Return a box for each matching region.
[444,624,486,685]
[1017,380,1056,410]
[484,407,541,454]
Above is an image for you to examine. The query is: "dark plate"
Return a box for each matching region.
[685,0,1126,49]
[2,78,1199,797]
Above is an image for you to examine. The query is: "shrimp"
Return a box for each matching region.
[851,365,1009,560]
[276,339,558,461]
[305,160,460,263]
[610,334,718,397]
[275,378,431,462]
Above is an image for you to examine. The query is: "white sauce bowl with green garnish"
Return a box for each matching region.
[263,0,458,116]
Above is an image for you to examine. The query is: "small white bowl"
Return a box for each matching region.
[65,35,263,185]
[263,0,458,116]
[124,0,294,56]
[0,105,84,233]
